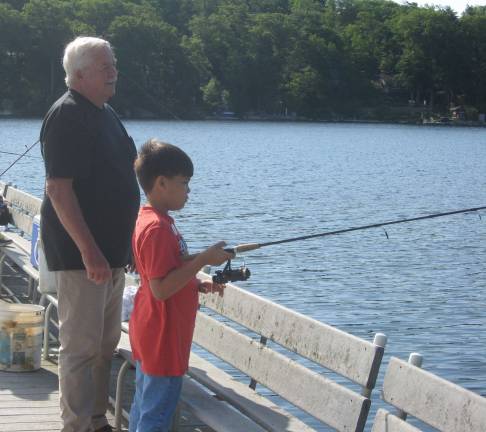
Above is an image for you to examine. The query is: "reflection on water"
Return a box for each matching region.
[2,119,486,430]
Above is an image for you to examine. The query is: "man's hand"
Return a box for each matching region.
[81,246,111,284]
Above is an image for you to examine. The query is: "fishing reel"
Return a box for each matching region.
[212,259,251,284]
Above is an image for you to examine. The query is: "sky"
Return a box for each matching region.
[395,0,486,14]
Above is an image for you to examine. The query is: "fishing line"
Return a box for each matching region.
[0,150,40,159]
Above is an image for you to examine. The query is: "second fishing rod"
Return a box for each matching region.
[211,205,486,284]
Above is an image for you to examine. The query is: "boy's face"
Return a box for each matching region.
[160,175,191,210]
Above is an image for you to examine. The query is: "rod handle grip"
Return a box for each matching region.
[233,243,261,253]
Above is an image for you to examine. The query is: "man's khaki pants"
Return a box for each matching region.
[55,268,125,432]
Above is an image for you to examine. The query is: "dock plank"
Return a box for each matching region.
[0,423,62,432]
[0,400,59,408]
[0,357,120,431]
[0,407,60,415]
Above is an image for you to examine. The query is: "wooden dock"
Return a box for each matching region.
[0,268,213,432]
[0,349,215,432]
[1,356,67,432]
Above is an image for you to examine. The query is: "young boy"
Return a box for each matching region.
[129,139,233,432]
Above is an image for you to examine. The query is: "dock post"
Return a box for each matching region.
[396,352,423,420]
[361,332,387,398]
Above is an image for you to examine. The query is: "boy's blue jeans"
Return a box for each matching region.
[129,361,183,432]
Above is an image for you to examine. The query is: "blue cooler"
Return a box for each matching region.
[30,215,40,269]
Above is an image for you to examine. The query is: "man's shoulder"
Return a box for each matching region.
[44,91,89,126]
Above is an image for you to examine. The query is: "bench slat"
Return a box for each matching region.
[4,186,41,236]
[371,409,421,432]
[193,312,370,432]
[181,378,267,432]
[117,334,267,432]
[189,352,316,432]
[5,186,42,216]
[0,232,39,281]
[198,275,382,388]
[120,327,317,431]
[1,231,32,255]
[382,357,486,432]
[7,208,35,236]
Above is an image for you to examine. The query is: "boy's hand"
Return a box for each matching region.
[201,241,234,266]
[199,281,225,296]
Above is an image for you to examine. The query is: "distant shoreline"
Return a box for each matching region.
[1,114,485,128]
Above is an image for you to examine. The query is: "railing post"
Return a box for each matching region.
[115,360,131,431]
[249,336,268,390]
[396,352,423,420]
[361,332,387,398]
[43,302,54,360]
[170,402,182,432]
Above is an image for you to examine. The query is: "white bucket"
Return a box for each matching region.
[0,303,45,372]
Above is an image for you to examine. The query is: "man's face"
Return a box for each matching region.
[78,46,117,107]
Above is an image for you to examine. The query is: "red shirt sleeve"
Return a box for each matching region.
[139,224,179,280]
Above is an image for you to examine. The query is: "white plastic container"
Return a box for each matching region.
[31,214,57,294]
[0,303,45,372]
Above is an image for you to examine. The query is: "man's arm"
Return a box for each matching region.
[45,178,111,284]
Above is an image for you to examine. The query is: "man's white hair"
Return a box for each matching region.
[63,36,112,87]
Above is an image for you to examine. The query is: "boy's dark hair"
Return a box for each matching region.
[134,139,194,193]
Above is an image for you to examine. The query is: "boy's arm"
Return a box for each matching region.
[149,241,232,301]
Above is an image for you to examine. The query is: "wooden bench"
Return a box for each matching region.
[115,275,388,432]
[1,182,389,431]
[0,182,60,356]
[372,353,486,432]
[0,181,41,303]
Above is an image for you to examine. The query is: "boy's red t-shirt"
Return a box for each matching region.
[129,206,199,376]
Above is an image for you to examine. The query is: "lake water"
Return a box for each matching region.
[1,118,486,430]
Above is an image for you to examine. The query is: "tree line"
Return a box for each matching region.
[1,0,485,121]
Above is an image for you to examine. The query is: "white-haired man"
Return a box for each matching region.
[40,36,140,432]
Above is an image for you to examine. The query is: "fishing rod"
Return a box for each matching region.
[0,140,40,179]
[212,205,486,284]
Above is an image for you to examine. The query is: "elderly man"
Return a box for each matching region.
[40,37,140,432]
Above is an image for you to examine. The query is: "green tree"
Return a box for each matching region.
[72,0,129,35]
[189,3,253,115]
[21,0,74,112]
[390,5,463,108]
[282,1,364,118]
[109,14,200,118]
[342,0,400,79]
[246,13,292,113]
[461,7,486,112]
[0,3,28,112]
